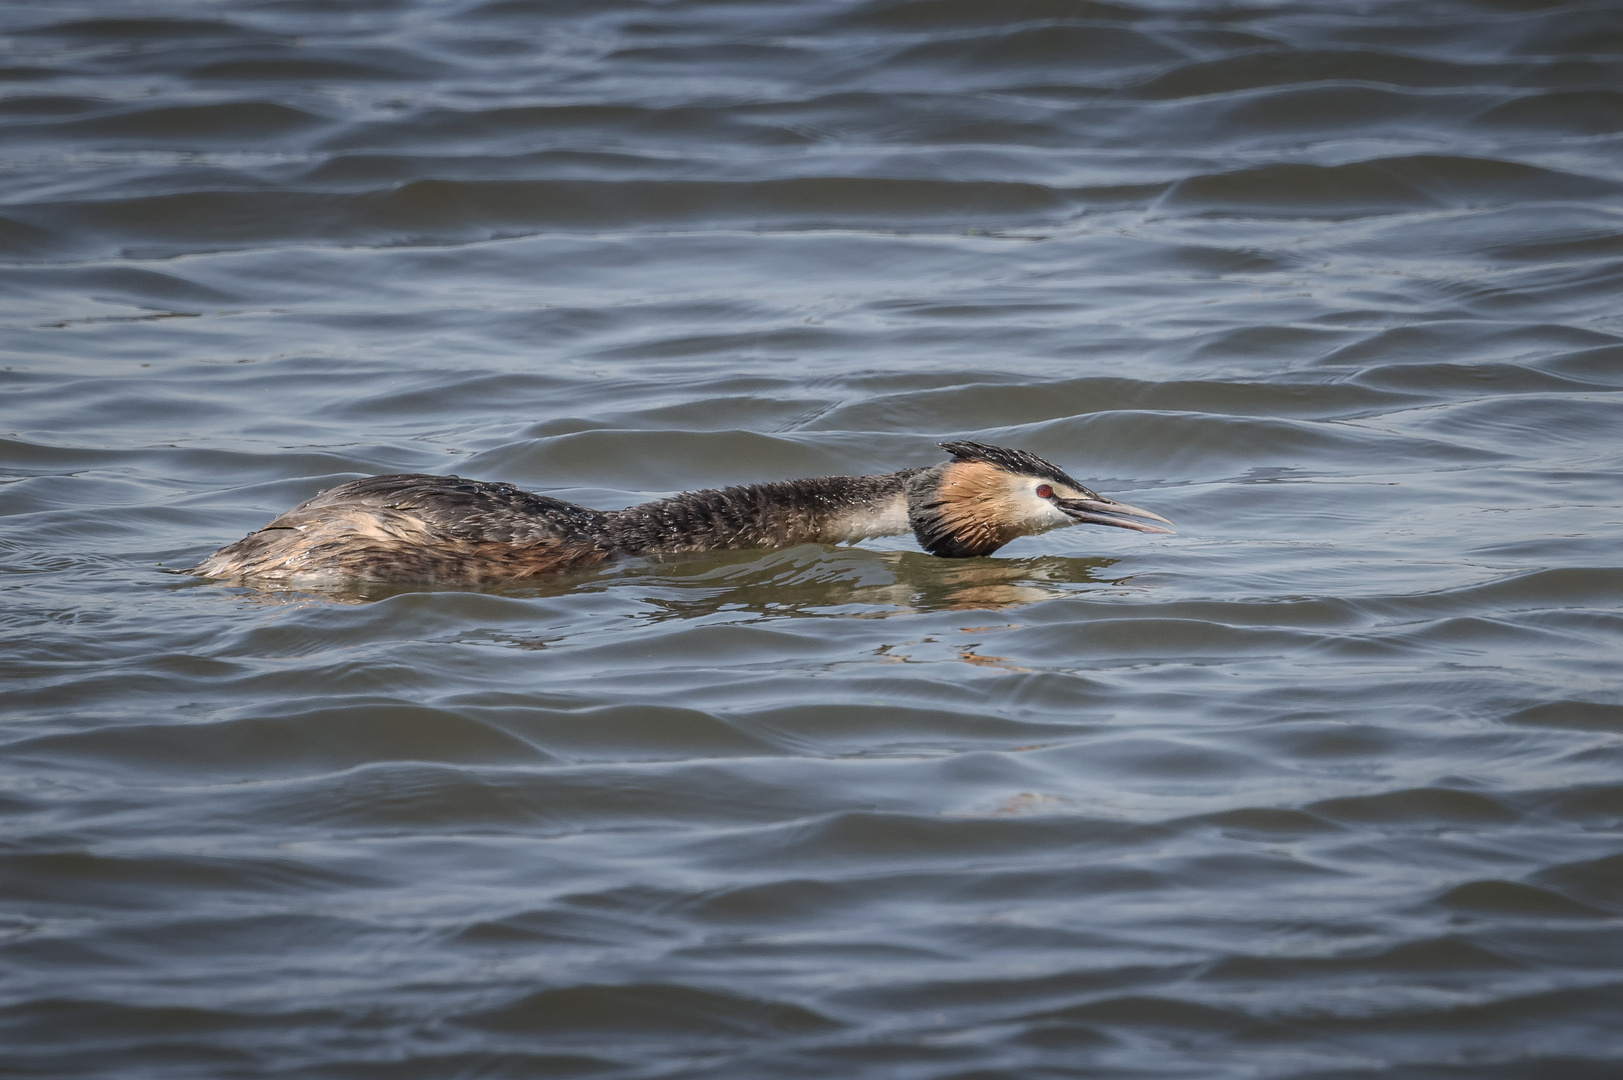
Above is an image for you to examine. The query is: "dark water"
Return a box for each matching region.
[4,0,1623,1076]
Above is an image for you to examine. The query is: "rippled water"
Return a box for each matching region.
[4,0,1623,1076]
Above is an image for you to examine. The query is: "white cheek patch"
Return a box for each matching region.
[1013,489,1073,532]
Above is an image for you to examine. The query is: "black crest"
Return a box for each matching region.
[937,441,1088,492]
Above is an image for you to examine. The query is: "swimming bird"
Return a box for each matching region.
[188,441,1172,584]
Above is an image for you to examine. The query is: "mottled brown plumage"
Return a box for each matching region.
[189,442,1172,584]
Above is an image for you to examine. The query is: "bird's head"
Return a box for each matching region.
[906,441,1173,558]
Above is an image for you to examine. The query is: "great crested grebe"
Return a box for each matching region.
[188,441,1172,584]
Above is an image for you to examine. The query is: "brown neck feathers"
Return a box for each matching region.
[906,460,1024,558]
[605,471,920,556]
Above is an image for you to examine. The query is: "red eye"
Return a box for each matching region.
[1035,484,1053,499]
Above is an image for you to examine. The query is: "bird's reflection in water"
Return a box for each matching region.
[626,547,1125,621]
[198,545,1127,618]
[923,558,1100,613]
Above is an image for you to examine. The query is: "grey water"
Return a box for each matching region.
[3,0,1622,1077]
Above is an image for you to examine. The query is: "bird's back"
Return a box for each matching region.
[188,474,612,583]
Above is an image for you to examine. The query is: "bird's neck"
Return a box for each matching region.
[605,470,925,556]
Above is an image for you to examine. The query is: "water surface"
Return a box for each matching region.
[3,1,1622,1077]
